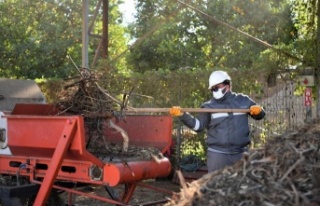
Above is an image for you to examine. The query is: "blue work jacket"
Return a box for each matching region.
[178,91,265,154]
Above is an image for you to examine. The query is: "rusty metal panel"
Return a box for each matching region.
[11,104,58,115]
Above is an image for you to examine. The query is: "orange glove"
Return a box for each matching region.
[250,105,262,116]
[169,106,183,117]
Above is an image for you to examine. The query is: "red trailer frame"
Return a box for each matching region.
[0,104,174,205]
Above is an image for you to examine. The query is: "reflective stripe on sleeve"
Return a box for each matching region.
[233,113,246,116]
[211,113,228,119]
[193,119,200,130]
[211,112,246,119]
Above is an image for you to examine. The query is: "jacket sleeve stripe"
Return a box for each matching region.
[211,113,246,119]
[193,119,200,130]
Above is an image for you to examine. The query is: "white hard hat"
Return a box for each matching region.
[208,70,231,89]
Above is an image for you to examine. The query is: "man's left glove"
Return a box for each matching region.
[250,105,262,116]
[169,106,183,117]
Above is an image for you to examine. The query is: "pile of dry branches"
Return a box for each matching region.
[54,68,163,161]
[56,68,122,118]
[167,120,320,206]
[54,68,128,148]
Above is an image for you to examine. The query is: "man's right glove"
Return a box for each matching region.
[250,105,262,116]
[169,106,183,117]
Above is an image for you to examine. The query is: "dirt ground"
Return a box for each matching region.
[59,178,182,206]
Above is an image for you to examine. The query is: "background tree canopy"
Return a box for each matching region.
[0,0,127,79]
[126,0,299,73]
[0,0,316,79]
[0,0,317,103]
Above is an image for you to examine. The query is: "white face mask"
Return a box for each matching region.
[212,86,227,99]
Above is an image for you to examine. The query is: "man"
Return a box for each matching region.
[170,70,265,172]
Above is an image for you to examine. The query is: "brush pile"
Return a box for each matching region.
[55,68,121,118]
[54,68,163,161]
[167,120,320,206]
[54,69,126,148]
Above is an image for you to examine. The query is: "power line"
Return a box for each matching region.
[176,0,304,63]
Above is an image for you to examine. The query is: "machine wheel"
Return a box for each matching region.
[28,189,64,206]
[0,175,63,206]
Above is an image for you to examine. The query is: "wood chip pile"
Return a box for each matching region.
[167,120,320,206]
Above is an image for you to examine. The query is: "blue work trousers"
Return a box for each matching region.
[207,150,243,172]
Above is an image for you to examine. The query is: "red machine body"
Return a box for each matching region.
[0,104,173,205]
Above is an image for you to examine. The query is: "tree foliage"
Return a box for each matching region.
[0,0,82,78]
[0,0,316,80]
[126,0,296,74]
[290,0,318,66]
[0,0,127,79]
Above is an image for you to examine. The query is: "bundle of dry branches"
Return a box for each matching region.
[53,68,131,149]
[167,120,320,206]
[54,68,163,161]
[56,69,119,118]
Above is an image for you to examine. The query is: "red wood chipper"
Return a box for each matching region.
[0,79,174,205]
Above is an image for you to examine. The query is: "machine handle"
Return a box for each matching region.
[126,108,250,113]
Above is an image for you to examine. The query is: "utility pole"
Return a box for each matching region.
[82,0,89,68]
[316,0,320,118]
[101,0,109,58]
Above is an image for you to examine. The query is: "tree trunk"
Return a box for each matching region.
[102,0,109,58]
[316,0,320,118]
